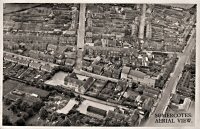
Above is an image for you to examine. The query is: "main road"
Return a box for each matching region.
[144,28,196,126]
[138,4,146,39]
[76,3,86,70]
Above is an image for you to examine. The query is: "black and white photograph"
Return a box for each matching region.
[2,2,197,127]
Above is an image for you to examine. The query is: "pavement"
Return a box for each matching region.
[138,4,146,39]
[74,92,129,111]
[143,50,181,55]
[144,28,196,126]
[76,3,86,70]
[57,98,78,114]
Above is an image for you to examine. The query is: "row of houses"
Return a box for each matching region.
[121,66,158,87]
[4,53,55,72]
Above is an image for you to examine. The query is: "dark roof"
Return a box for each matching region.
[66,77,84,87]
[102,69,112,77]
[82,60,91,67]
[126,89,139,98]
[87,106,107,117]
[129,70,146,79]
[82,77,95,90]
[130,113,139,123]
[92,64,103,74]
[117,80,127,90]
[107,110,115,118]
[112,69,121,79]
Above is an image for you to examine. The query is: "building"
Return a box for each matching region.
[65,58,75,67]
[63,30,76,36]
[57,45,67,55]
[112,69,121,79]
[47,44,57,51]
[142,98,154,112]
[41,64,54,72]
[92,65,103,75]
[116,80,127,92]
[121,66,131,79]
[29,50,40,59]
[4,54,18,63]
[18,58,30,66]
[131,23,138,36]
[64,52,77,59]
[65,76,85,91]
[128,70,156,87]
[102,69,112,78]
[86,106,107,119]
[79,77,95,94]
[146,22,152,39]
[29,61,42,70]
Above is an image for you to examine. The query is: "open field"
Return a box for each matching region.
[45,71,69,86]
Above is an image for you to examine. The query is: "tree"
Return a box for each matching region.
[10,103,18,114]
[32,100,44,112]
[56,118,71,126]
[15,117,26,126]
[26,108,34,117]
[39,107,48,120]
[22,112,29,120]
[15,98,23,107]
[49,90,57,96]
[4,98,12,105]
[50,112,58,122]
[131,83,138,89]
[20,101,29,111]
[3,115,12,125]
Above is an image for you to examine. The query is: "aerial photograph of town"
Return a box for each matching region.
[3,3,196,126]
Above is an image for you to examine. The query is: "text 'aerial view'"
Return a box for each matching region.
[3,3,196,127]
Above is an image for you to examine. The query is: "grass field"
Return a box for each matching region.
[3,79,24,95]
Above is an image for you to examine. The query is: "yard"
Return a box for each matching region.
[45,71,69,86]
[3,79,24,95]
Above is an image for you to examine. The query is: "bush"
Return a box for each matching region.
[26,108,34,117]
[15,117,26,126]
[3,115,12,125]
[39,107,48,120]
